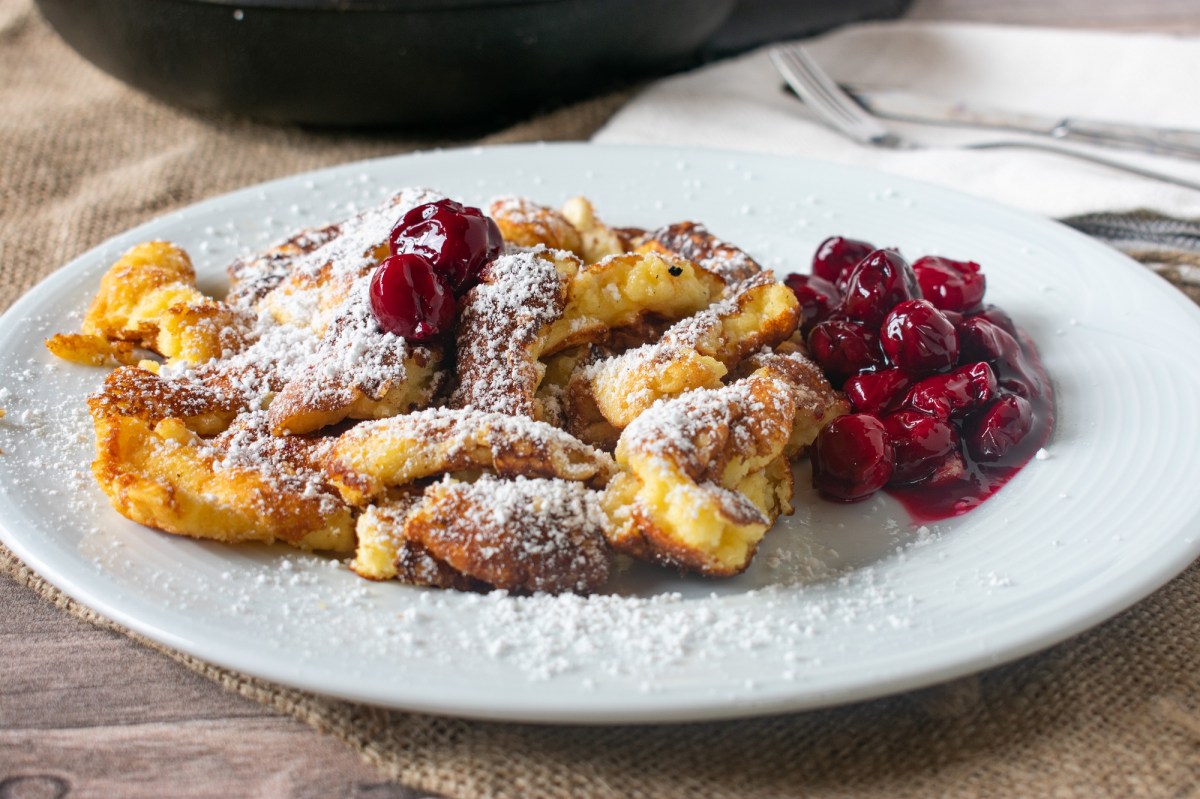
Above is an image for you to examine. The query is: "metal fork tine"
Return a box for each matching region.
[770,45,902,147]
[779,49,862,126]
[770,49,854,129]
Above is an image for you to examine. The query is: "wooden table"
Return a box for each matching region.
[3,2,1196,796]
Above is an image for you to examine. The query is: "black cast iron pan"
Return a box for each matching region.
[34,0,738,128]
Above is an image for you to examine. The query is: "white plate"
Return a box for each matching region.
[3,144,1200,724]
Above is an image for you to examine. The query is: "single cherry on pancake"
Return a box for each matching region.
[369,253,456,342]
[389,199,503,292]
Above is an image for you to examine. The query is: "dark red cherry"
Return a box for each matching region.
[904,361,997,419]
[369,253,456,341]
[389,199,503,292]
[843,368,911,416]
[958,316,1044,397]
[881,299,959,375]
[965,395,1033,462]
[812,414,894,501]
[807,319,885,386]
[958,316,1017,363]
[840,249,921,328]
[967,304,1017,338]
[882,410,961,485]
[784,273,840,333]
[913,255,986,313]
[940,308,964,328]
[812,235,875,286]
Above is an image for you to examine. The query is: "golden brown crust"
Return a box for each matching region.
[90,365,244,435]
[226,221,342,307]
[257,189,444,334]
[742,335,850,455]
[266,283,445,435]
[489,196,585,256]
[89,408,352,552]
[633,221,762,283]
[77,240,252,365]
[45,334,141,367]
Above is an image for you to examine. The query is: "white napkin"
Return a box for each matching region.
[594,22,1200,219]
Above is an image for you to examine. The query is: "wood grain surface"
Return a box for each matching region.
[4,1,1198,797]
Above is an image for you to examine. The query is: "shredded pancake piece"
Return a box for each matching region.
[489,195,585,257]
[400,475,612,595]
[326,406,616,505]
[257,188,445,334]
[89,400,353,552]
[267,276,445,435]
[740,334,851,455]
[450,248,575,417]
[60,240,252,365]
[601,370,801,576]
[565,272,800,444]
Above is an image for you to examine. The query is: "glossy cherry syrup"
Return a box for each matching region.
[887,331,1053,523]
[788,239,1054,522]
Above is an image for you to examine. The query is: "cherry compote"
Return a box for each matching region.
[806,319,885,386]
[840,249,921,328]
[881,299,959,375]
[789,237,1054,519]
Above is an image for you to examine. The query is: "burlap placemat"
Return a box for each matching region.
[5,0,1200,795]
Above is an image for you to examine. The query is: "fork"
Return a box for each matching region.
[768,45,1200,193]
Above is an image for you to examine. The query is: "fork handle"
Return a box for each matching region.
[1055,119,1200,161]
[966,141,1200,192]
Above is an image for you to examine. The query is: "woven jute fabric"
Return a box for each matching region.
[4,0,1200,796]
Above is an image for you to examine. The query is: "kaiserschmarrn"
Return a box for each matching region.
[49,190,847,595]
